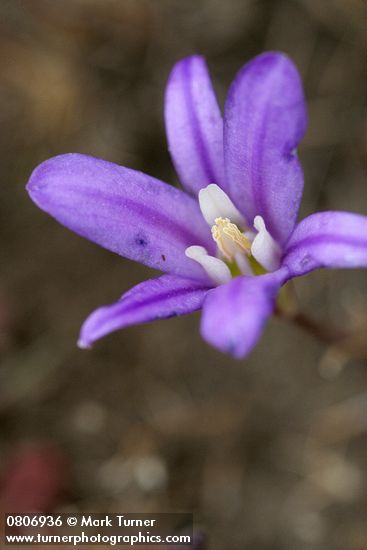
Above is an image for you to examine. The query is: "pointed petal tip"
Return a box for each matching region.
[26,153,83,195]
[77,338,92,350]
[26,154,83,216]
[229,52,292,90]
[166,55,207,95]
[26,160,47,196]
[26,160,52,206]
[243,51,296,70]
[169,54,206,73]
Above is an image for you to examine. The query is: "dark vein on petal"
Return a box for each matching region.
[113,284,211,317]
[182,59,217,184]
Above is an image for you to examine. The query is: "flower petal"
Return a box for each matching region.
[283,211,367,276]
[164,55,225,194]
[224,52,307,244]
[27,153,214,281]
[78,275,211,348]
[200,269,288,359]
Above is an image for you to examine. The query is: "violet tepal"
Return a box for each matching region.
[26,52,367,358]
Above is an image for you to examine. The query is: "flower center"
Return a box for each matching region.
[211,217,251,261]
[186,184,281,286]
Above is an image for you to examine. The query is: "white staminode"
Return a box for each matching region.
[185,246,231,286]
[198,184,244,226]
[251,216,281,272]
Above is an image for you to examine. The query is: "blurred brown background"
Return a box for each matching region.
[1,1,367,549]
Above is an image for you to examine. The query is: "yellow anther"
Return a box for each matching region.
[211,217,251,260]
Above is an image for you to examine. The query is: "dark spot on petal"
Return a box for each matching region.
[134,233,148,247]
[161,254,166,262]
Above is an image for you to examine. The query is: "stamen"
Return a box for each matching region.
[211,217,251,261]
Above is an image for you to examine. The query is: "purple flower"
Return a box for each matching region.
[26,52,367,358]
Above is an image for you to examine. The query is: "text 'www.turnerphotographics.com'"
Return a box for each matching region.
[5,513,193,546]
